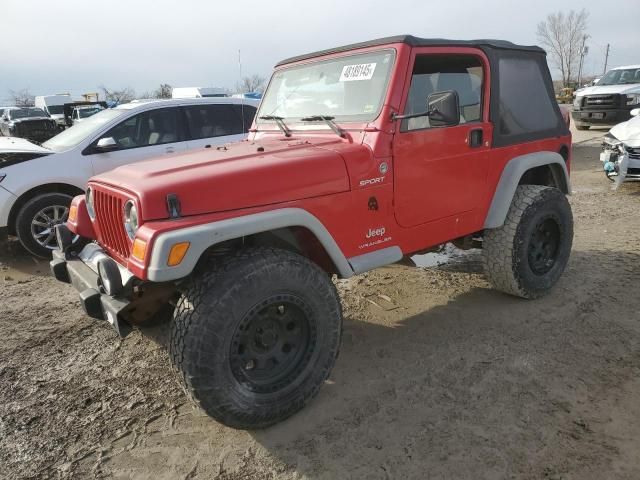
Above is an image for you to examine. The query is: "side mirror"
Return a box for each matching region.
[427,91,460,127]
[631,108,640,117]
[95,137,118,151]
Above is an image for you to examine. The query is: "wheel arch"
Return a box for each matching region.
[7,183,84,235]
[484,151,571,229]
[146,208,355,282]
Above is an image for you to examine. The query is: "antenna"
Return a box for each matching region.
[238,49,246,133]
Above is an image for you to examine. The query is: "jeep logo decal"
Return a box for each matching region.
[366,227,386,238]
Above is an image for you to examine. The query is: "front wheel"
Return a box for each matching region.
[483,185,573,299]
[15,193,73,257]
[170,247,342,429]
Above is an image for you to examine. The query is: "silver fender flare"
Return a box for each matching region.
[147,208,355,282]
[484,151,570,229]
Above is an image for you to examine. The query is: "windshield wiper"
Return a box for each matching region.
[259,115,291,137]
[300,115,346,138]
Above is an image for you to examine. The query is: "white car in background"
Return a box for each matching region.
[600,108,640,184]
[0,97,259,256]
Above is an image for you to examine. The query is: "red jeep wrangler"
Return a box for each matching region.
[51,36,573,429]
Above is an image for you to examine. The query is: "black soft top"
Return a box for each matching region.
[274,34,567,149]
[276,35,545,66]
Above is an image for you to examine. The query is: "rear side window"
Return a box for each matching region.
[231,104,257,132]
[498,57,558,136]
[184,104,255,140]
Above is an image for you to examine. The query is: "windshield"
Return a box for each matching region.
[78,107,103,118]
[598,68,640,86]
[43,108,126,152]
[11,108,48,119]
[46,105,64,115]
[257,50,396,124]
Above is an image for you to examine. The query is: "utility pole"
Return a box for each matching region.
[603,44,610,75]
[577,35,589,87]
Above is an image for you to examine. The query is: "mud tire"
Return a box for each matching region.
[169,247,342,429]
[483,185,573,299]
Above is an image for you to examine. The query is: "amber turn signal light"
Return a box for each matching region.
[132,238,147,261]
[68,205,78,223]
[167,242,190,266]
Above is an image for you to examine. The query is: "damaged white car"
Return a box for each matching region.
[601,108,640,186]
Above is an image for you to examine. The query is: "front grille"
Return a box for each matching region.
[627,146,640,160]
[583,94,621,109]
[93,188,131,261]
[15,120,54,133]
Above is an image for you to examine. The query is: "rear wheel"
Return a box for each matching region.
[483,185,573,299]
[15,193,73,257]
[170,247,342,429]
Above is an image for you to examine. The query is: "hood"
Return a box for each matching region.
[0,136,53,154]
[0,137,53,168]
[576,83,640,97]
[93,138,354,220]
[610,115,640,147]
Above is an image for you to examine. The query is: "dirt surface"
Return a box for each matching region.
[2,125,640,479]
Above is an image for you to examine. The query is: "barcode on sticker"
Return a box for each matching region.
[340,63,377,82]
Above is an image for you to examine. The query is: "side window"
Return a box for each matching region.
[230,104,257,132]
[402,55,483,131]
[101,107,180,150]
[498,57,558,136]
[184,104,248,140]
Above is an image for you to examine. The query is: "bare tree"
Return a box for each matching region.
[537,9,589,88]
[153,83,172,99]
[236,74,267,94]
[8,88,35,107]
[99,85,136,104]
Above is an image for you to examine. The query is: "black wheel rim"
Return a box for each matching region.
[230,295,315,394]
[527,216,561,275]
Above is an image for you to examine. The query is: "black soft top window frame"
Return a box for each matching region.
[483,47,568,147]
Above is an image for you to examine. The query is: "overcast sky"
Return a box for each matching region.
[2,0,638,102]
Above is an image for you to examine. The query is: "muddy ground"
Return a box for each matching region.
[2,125,640,479]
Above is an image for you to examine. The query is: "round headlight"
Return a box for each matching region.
[123,200,139,240]
[86,187,95,219]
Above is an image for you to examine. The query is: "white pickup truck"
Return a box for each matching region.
[572,65,640,130]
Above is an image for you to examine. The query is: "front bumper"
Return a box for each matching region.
[600,150,640,181]
[572,108,634,126]
[50,243,135,337]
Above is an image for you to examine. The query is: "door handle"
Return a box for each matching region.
[469,129,483,148]
[165,146,175,154]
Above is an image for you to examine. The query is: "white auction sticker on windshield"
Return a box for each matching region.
[340,63,377,82]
